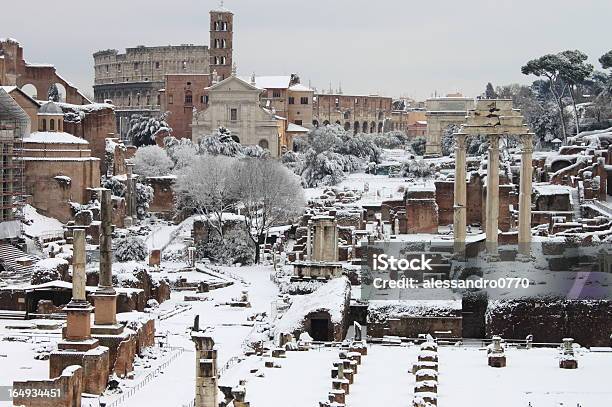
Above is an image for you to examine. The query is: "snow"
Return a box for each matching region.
[286,122,310,133]
[239,75,291,89]
[22,131,89,145]
[533,183,572,196]
[274,276,350,335]
[21,204,64,238]
[288,83,314,92]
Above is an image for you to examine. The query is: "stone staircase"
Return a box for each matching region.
[0,241,36,285]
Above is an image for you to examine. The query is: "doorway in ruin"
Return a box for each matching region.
[310,318,331,341]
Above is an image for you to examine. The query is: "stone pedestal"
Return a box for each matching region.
[488,355,506,368]
[92,292,118,326]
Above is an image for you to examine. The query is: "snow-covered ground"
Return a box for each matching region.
[119,265,278,407]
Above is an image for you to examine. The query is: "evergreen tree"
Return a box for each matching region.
[485,82,498,99]
[48,84,60,102]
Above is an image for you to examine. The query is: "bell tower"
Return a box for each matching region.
[209,2,234,81]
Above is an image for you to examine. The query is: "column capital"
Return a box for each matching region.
[520,133,534,153]
[488,133,500,148]
[454,132,468,149]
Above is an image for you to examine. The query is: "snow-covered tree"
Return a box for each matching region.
[128,112,172,147]
[135,183,154,219]
[101,176,126,197]
[163,136,197,170]
[285,125,381,186]
[299,149,347,187]
[198,229,255,265]
[231,158,304,263]
[401,159,436,178]
[47,84,60,102]
[133,145,173,178]
[411,137,426,156]
[175,155,237,239]
[441,124,461,156]
[114,236,148,262]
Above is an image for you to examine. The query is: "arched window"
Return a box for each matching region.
[50,119,55,131]
[42,119,47,131]
[312,120,319,128]
[258,139,269,149]
[362,122,368,133]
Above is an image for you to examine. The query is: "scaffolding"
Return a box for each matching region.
[0,88,27,240]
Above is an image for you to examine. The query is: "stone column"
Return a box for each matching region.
[453,133,468,255]
[62,228,95,344]
[92,188,119,328]
[72,229,87,303]
[192,333,218,407]
[306,219,312,261]
[125,162,134,227]
[485,134,500,257]
[518,133,533,258]
[99,189,114,292]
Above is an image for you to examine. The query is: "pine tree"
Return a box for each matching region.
[48,84,60,102]
[485,82,498,99]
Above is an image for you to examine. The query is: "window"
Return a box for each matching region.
[300,97,309,105]
[155,62,160,69]
[134,62,139,70]
[168,94,173,104]
[230,108,238,121]
[273,90,281,98]
[42,119,47,131]
[117,65,121,72]
[294,120,302,125]
[258,139,269,149]
[184,91,193,105]
[288,96,295,104]
[50,119,55,131]
[106,65,109,73]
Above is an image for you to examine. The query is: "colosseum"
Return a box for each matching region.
[92,6,233,139]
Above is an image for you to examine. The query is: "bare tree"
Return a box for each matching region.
[175,155,237,240]
[231,158,305,263]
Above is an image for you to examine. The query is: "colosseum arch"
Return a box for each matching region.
[362,121,368,133]
[21,84,38,99]
[424,97,474,157]
[344,122,350,131]
[353,121,359,134]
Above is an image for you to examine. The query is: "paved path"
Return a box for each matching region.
[348,345,416,406]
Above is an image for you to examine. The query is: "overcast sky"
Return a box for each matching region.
[3,0,611,100]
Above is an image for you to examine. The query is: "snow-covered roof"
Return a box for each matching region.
[288,83,314,92]
[1,86,41,106]
[54,100,114,113]
[533,183,572,196]
[287,123,309,133]
[0,88,29,124]
[38,100,63,115]
[275,277,350,335]
[240,75,291,89]
[23,131,89,145]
